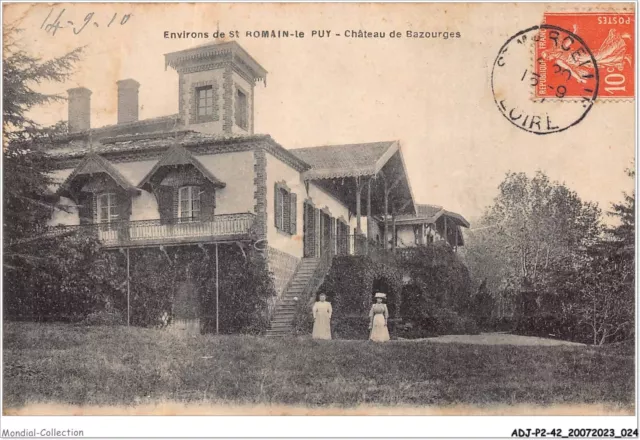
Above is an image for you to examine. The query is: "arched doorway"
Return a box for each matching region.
[372,277,396,318]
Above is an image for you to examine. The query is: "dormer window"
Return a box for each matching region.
[235,87,248,130]
[197,86,214,120]
[97,192,118,223]
[178,185,201,222]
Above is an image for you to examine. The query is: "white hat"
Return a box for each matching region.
[374,292,387,299]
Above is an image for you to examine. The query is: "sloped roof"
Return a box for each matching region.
[47,131,258,160]
[416,204,443,219]
[137,145,226,190]
[290,141,398,179]
[47,131,310,173]
[50,114,182,146]
[58,153,140,196]
[392,204,470,228]
[165,41,267,83]
[442,210,470,228]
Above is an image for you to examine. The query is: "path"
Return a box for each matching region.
[413,332,585,347]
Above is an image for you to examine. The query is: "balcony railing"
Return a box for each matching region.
[53,213,256,248]
[334,234,435,267]
[335,234,386,257]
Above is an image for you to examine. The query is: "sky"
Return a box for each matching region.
[4,2,636,225]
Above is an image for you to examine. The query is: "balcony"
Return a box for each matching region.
[54,213,256,248]
[335,234,435,265]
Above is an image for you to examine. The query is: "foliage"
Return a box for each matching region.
[3,24,81,249]
[394,243,478,337]
[128,249,177,328]
[607,168,635,244]
[205,245,274,334]
[535,169,635,345]
[395,309,479,339]
[291,255,402,338]
[2,21,81,144]
[465,169,634,345]
[3,229,126,322]
[294,244,479,339]
[399,242,476,315]
[126,244,274,333]
[466,171,601,295]
[3,23,84,320]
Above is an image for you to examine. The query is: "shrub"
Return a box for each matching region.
[130,244,274,334]
[293,244,480,340]
[316,256,403,319]
[82,303,125,326]
[396,309,480,339]
[3,230,126,323]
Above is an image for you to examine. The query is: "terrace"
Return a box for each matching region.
[51,213,255,248]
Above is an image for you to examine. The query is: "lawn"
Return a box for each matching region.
[2,322,635,413]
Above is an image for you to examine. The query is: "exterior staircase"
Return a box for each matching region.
[265,258,321,337]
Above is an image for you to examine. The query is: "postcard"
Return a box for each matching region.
[1,2,636,438]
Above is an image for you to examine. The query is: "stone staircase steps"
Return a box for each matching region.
[266,257,322,337]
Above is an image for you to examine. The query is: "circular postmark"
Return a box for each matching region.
[491,24,599,135]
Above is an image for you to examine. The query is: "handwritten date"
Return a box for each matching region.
[41,8,132,36]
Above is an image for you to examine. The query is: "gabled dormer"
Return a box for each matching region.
[164,42,267,135]
[58,154,140,225]
[138,146,226,224]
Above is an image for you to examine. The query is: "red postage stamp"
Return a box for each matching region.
[535,11,635,99]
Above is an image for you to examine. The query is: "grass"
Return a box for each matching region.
[2,322,635,412]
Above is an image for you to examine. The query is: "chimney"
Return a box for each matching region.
[67,87,92,133]
[117,79,140,124]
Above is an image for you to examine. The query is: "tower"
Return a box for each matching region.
[165,42,267,135]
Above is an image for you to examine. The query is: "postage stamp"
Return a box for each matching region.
[492,24,599,135]
[536,12,635,99]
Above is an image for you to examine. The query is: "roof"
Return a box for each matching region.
[58,153,140,197]
[165,41,267,83]
[392,204,470,228]
[51,115,182,145]
[290,141,398,179]
[416,204,443,218]
[138,145,226,190]
[47,127,310,170]
[442,210,470,228]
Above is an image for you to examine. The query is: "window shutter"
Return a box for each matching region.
[158,187,174,225]
[290,192,297,235]
[172,187,179,221]
[200,184,215,220]
[77,193,93,225]
[331,217,336,254]
[274,183,282,230]
[283,191,291,233]
[92,193,98,224]
[116,191,131,222]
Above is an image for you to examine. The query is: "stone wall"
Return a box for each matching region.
[266,246,300,297]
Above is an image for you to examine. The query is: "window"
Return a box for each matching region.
[235,88,248,130]
[197,86,214,119]
[274,183,297,235]
[178,186,201,222]
[337,220,350,255]
[96,193,118,223]
[277,187,287,230]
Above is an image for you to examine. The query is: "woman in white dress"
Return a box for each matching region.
[369,292,390,342]
[312,293,332,340]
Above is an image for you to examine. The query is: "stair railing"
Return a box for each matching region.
[300,240,335,307]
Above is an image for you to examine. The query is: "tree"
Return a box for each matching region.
[608,168,635,246]
[464,171,602,333]
[467,171,601,291]
[551,169,635,345]
[3,22,83,269]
